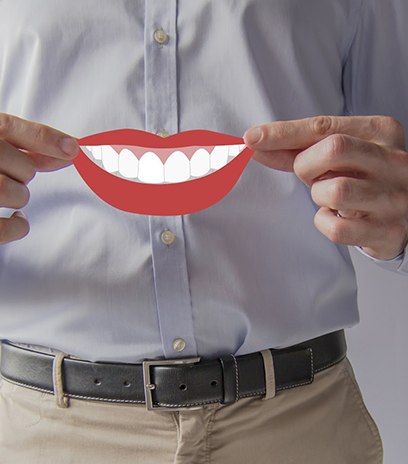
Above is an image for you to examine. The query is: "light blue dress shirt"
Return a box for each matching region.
[0,0,407,362]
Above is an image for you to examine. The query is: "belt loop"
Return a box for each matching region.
[219,354,239,404]
[52,352,70,408]
[260,349,276,400]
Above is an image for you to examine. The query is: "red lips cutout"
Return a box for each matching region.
[74,129,254,215]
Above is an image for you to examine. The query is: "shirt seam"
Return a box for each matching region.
[342,0,366,116]
[341,0,365,69]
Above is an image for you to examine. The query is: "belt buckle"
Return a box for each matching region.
[142,357,201,411]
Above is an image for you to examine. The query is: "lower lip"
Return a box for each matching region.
[74,129,254,215]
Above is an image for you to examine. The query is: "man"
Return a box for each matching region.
[0,0,407,463]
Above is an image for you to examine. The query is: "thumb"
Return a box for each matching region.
[243,128,300,172]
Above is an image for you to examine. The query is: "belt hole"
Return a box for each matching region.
[210,380,218,387]
[179,383,187,391]
[94,379,102,386]
[123,381,131,388]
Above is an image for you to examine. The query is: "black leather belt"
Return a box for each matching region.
[0,330,346,410]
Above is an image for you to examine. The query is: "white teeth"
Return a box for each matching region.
[91,146,103,160]
[80,146,92,157]
[83,143,246,184]
[101,145,119,172]
[210,145,229,170]
[138,151,164,183]
[190,148,210,177]
[119,148,139,179]
[164,151,190,183]
[228,144,244,158]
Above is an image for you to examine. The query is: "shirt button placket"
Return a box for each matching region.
[161,229,176,246]
[153,28,170,45]
[145,0,197,360]
[173,338,186,353]
[156,129,170,138]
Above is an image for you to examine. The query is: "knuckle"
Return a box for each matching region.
[310,183,321,204]
[380,116,404,136]
[326,134,348,160]
[0,145,35,184]
[328,178,351,208]
[293,154,308,179]
[0,175,30,208]
[312,116,334,137]
[0,113,11,138]
[368,116,383,136]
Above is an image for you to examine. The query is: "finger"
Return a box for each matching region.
[0,211,30,244]
[26,151,74,172]
[311,177,390,214]
[314,207,380,247]
[0,113,79,161]
[251,148,300,172]
[0,175,30,209]
[0,140,36,183]
[315,207,407,259]
[243,115,406,152]
[293,135,386,186]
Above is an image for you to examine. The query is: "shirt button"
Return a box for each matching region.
[153,29,169,45]
[156,129,170,138]
[161,229,176,246]
[173,338,186,352]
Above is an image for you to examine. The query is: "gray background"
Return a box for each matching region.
[348,249,407,464]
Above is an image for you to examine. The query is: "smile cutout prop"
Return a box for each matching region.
[74,129,254,215]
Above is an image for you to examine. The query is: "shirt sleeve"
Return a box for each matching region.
[343,0,408,275]
[353,245,408,275]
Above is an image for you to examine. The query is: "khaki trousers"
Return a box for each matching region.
[0,357,383,464]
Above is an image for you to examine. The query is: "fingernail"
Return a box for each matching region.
[59,137,79,157]
[243,127,262,145]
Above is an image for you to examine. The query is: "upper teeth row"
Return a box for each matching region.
[80,144,246,183]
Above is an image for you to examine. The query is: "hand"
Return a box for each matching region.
[0,113,79,244]
[243,115,408,260]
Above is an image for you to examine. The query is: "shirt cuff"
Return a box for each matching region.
[354,245,408,275]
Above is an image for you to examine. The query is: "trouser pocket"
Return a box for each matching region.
[341,358,383,464]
